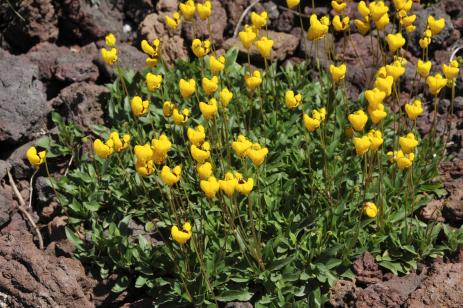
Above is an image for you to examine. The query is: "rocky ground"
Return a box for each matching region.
[0,0,463,307]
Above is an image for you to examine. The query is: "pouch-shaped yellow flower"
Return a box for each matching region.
[179,0,196,20]
[367,130,383,150]
[354,17,370,35]
[251,11,268,29]
[357,1,370,18]
[426,73,447,95]
[210,55,225,75]
[333,15,350,31]
[131,96,149,117]
[219,172,238,197]
[232,135,253,157]
[404,99,423,121]
[134,143,153,162]
[399,132,418,154]
[353,135,371,156]
[332,0,347,14]
[365,88,386,110]
[247,144,269,167]
[287,0,300,9]
[385,61,405,81]
[187,125,206,146]
[303,113,321,132]
[239,25,257,49]
[363,202,378,218]
[136,159,154,176]
[202,76,219,96]
[192,39,211,58]
[375,12,389,30]
[173,108,190,124]
[163,101,174,117]
[105,33,116,47]
[369,1,389,21]
[416,60,432,77]
[255,36,273,59]
[161,165,182,186]
[165,12,181,29]
[109,132,130,152]
[191,142,211,163]
[200,176,220,198]
[93,139,113,159]
[442,60,459,80]
[330,64,347,82]
[146,73,163,92]
[179,78,196,99]
[151,134,172,164]
[394,150,414,170]
[427,15,445,36]
[348,109,368,131]
[307,14,329,41]
[374,75,394,97]
[368,103,387,124]
[101,48,117,65]
[245,70,262,91]
[171,222,192,244]
[141,39,160,58]
[26,146,46,167]
[197,0,211,20]
[236,176,254,195]
[285,90,302,109]
[197,162,213,180]
[199,98,218,120]
[220,87,233,107]
[386,32,405,53]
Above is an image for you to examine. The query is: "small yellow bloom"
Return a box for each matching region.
[394,150,415,170]
[135,159,154,176]
[442,60,459,80]
[101,47,117,65]
[255,36,273,59]
[385,60,406,81]
[307,14,329,41]
[365,88,386,110]
[401,14,416,28]
[179,78,196,99]
[232,135,252,157]
[399,132,418,154]
[220,87,233,107]
[287,0,300,9]
[219,172,238,197]
[199,98,218,120]
[363,202,378,218]
[179,0,196,20]
[419,35,431,49]
[369,1,389,21]
[405,99,423,121]
[146,73,163,92]
[348,109,368,131]
[109,132,130,152]
[285,90,302,109]
[172,108,190,124]
[201,76,219,96]
[393,0,413,12]
[141,39,160,58]
[131,96,149,117]
[191,142,211,163]
[238,25,257,49]
[375,12,390,30]
[368,103,387,124]
[171,222,192,244]
[386,32,406,53]
[163,101,174,117]
[134,143,154,162]
[161,165,182,186]
[197,162,213,180]
[354,17,370,35]
[165,12,181,29]
[303,113,321,132]
[247,143,269,167]
[367,129,383,150]
[200,176,220,199]
[209,55,225,75]
[333,15,350,32]
[251,11,268,29]
[416,60,432,77]
[330,64,347,82]
[245,70,262,91]
[196,0,211,20]
[426,73,447,95]
[151,134,172,164]
[357,1,370,18]
[353,135,371,156]
[374,75,394,97]
[146,57,158,68]
[26,146,46,167]
[105,33,116,47]
[191,39,211,58]
[187,125,206,146]
[427,15,445,36]
[332,0,347,14]
[93,139,113,159]
[235,175,254,196]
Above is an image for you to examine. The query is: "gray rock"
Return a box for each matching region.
[0,53,49,146]
[0,193,12,229]
[0,160,11,181]
[35,176,53,206]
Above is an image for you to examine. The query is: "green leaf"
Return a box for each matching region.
[112,276,129,293]
[216,290,254,302]
[64,227,83,250]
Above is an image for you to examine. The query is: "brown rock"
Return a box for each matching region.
[420,199,445,222]
[440,159,463,224]
[0,231,95,307]
[329,279,357,308]
[275,9,295,33]
[222,0,254,33]
[156,0,179,12]
[352,251,383,286]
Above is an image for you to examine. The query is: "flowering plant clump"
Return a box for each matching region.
[40,1,463,306]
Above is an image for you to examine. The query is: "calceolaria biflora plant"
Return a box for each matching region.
[40,0,463,306]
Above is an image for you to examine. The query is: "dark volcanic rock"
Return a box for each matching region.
[352,251,383,286]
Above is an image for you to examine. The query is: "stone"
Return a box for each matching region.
[124,0,155,26]
[222,0,254,34]
[440,159,463,223]
[0,53,49,147]
[34,176,53,206]
[352,251,383,286]
[156,0,178,12]
[0,160,11,181]
[0,192,12,229]
[275,9,295,33]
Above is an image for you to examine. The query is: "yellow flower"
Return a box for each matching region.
[363,202,378,218]
[165,12,181,29]
[238,25,257,49]
[146,73,163,92]
[333,15,350,32]
[245,70,262,91]
[399,132,418,154]
[105,33,116,47]
[161,165,182,186]
[171,222,192,244]
[163,101,174,117]
[401,14,416,28]
[426,73,447,95]
[146,57,158,68]
[26,146,46,167]
[442,60,459,80]
[368,103,387,124]
[197,162,213,180]
[255,36,273,59]
[374,75,394,96]
[358,1,370,17]
[201,76,219,96]
[285,90,302,109]
[101,48,117,65]
[199,98,218,120]
[93,139,113,159]
[375,12,390,30]
[419,32,431,49]
[219,172,238,197]
[191,39,211,58]
[200,176,220,199]
[417,60,432,77]
[287,0,300,9]
[353,135,371,156]
[393,0,413,12]
[109,132,130,152]
[386,32,405,53]
[314,107,327,121]
[348,109,368,131]
[141,39,160,58]
[232,135,253,157]
[367,129,383,150]
[405,99,423,121]
[332,0,347,14]
[172,108,190,124]
[196,0,211,20]
[394,150,414,170]
[134,143,153,162]
[210,55,225,75]
[307,14,329,41]
[365,88,386,110]
[151,134,172,164]
[179,0,196,20]
[330,64,347,82]
[251,11,268,29]
[369,1,389,21]
[131,96,149,117]
[220,87,233,107]
[247,143,269,167]
[354,18,370,35]
[187,125,206,146]
[136,159,154,176]
[191,142,211,163]
[427,15,445,36]
[303,114,321,132]
[385,60,405,81]
[235,175,254,196]
[179,78,196,99]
